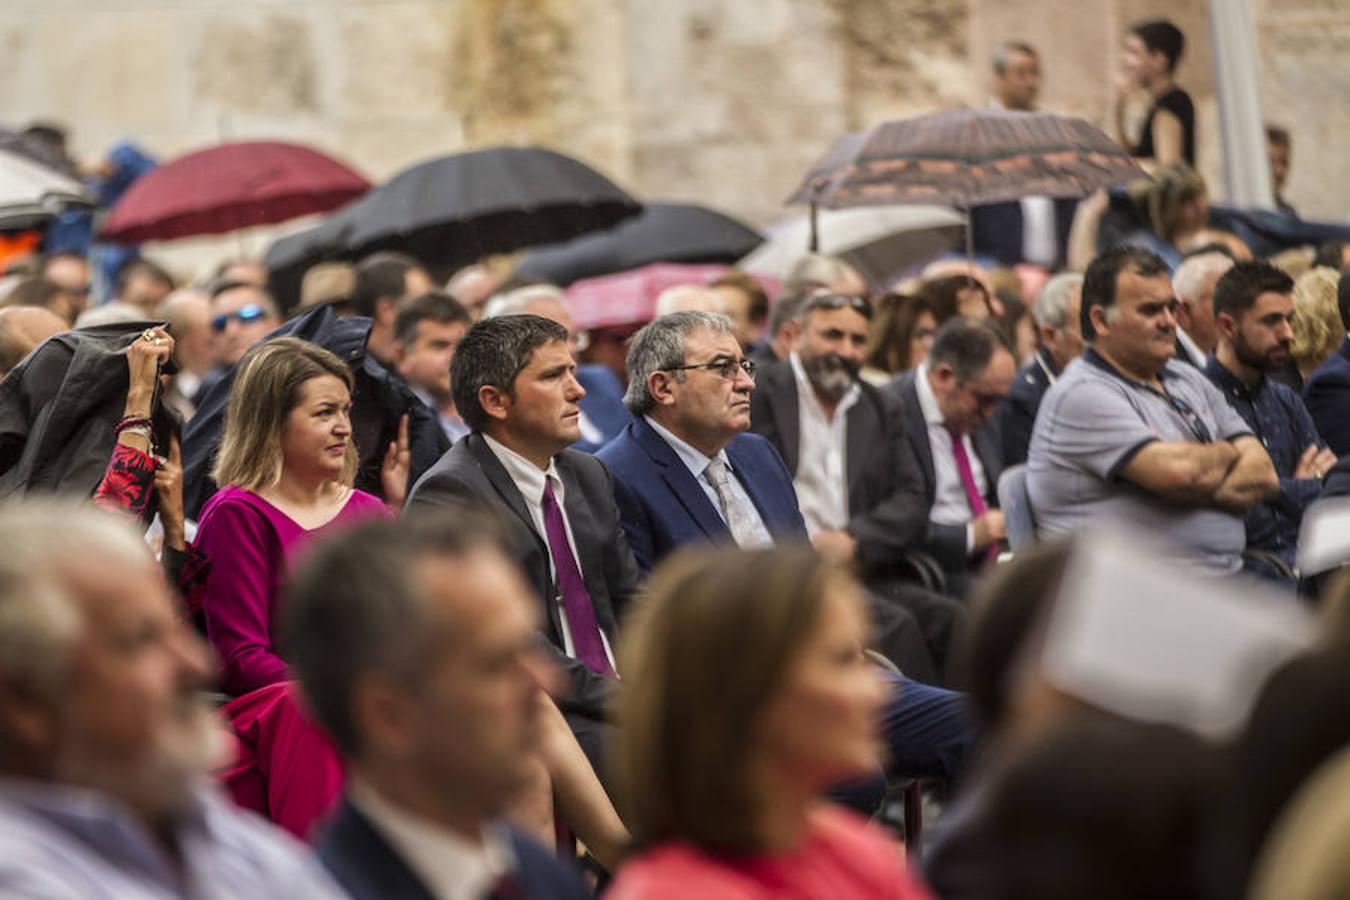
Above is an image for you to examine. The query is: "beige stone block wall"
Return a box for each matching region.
[0,0,1342,281]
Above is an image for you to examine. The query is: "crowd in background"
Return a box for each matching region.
[0,13,1348,900]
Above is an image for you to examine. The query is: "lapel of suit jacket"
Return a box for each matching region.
[898,374,936,495]
[323,799,438,900]
[634,418,729,539]
[466,434,542,542]
[843,387,879,517]
[973,421,1003,502]
[724,437,792,536]
[764,362,802,476]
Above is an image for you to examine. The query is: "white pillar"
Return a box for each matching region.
[1208,0,1275,208]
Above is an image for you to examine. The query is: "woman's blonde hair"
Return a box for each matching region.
[1290,267,1343,372]
[212,337,358,492]
[615,546,850,854]
[1128,163,1207,242]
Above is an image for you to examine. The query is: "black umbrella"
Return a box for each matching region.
[263,210,358,311]
[514,202,763,286]
[342,145,641,267]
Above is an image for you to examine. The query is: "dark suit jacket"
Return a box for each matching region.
[996,349,1057,467]
[573,363,631,453]
[747,360,928,577]
[597,417,807,574]
[887,369,1004,573]
[317,797,589,900]
[969,197,1078,268]
[405,433,640,720]
[1303,337,1350,457]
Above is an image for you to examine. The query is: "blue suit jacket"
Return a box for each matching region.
[596,417,807,574]
[573,363,631,453]
[1303,336,1350,457]
[317,797,589,900]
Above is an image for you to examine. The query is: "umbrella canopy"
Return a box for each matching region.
[341,146,641,268]
[566,262,731,332]
[515,202,763,287]
[739,206,965,290]
[0,148,93,230]
[797,108,1146,209]
[262,211,361,310]
[100,140,370,244]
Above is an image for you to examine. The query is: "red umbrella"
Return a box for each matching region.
[100,140,370,244]
[566,262,779,331]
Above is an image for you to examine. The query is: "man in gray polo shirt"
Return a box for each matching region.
[1027,246,1278,574]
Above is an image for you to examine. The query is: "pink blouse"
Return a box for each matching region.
[608,807,933,900]
[196,485,390,696]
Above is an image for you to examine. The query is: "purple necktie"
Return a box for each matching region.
[541,478,615,677]
[947,426,998,567]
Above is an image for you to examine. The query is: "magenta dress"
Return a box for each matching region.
[196,485,390,697]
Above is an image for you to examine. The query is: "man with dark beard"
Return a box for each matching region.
[1204,261,1333,582]
[750,293,968,678]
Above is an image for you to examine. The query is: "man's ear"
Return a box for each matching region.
[1089,303,1112,338]
[1215,311,1240,340]
[375,295,399,326]
[0,678,58,755]
[477,384,511,423]
[351,674,419,763]
[1038,323,1059,346]
[930,359,958,388]
[647,370,677,408]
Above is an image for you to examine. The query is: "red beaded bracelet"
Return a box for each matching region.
[114,416,153,435]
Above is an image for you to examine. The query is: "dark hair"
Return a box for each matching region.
[451,314,569,432]
[282,508,507,758]
[116,257,174,295]
[993,41,1037,74]
[928,316,1011,383]
[2,278,62,310]
[353,251,425,318]
[956,540,1073,731]
[1131,19,1185,72]
[394,290,471,347]
[1265,125,1291,147]
[1211,261,1294,321]
[866,293,935,374]
[921,275,992,324]
[1081,246,1170,341]
[1312,242,1347,272]
[1340,266,1350,332]
[709,270,770,326]
[985,717,1218,900]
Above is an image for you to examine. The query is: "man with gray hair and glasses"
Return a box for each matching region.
[0,502,346,898]
[997,272,1085,465]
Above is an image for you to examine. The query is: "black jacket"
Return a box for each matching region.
[182,306,448,519]
[0,320,177,522]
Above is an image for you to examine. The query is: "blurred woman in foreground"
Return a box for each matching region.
[609,547,931,899]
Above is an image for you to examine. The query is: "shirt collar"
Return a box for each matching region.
[643,415,730,479]
[788,351,861,417]
[1082,346,1179,389]
[349,778,512,900]
[1203,354,1264,397]
[1175,327,1206,366]
[481,433,560,503]
[913,361,945,427]
[1034,347,1061,383]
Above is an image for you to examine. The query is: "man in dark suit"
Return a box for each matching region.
[748,293,966,676]
[997,272,1084,466]
[888,317,1015,596]
[286,515,589,900]
[1302,269,1350,456]
[600,310,973,784]
[405,314,640,771]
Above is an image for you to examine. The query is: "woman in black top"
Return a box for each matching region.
[1118,20,1195,169]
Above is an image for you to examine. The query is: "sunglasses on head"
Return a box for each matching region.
[804,292,874,321]
[212,304,267,333]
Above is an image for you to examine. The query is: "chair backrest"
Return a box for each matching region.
[998,464,1036,551]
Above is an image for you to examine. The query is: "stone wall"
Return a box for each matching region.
[0,0,1343,277]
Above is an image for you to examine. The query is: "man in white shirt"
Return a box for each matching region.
[0,502,346,899]
[405,314,640,778]
[288,515,590,900]
[1172,250,1233,367]
[887,318,1015,596]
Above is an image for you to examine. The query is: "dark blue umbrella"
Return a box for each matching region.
[515,202,763,286]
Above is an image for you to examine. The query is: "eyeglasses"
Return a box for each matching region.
[664,357,758,381]
[804,292,874,321]
[212,303,267,333]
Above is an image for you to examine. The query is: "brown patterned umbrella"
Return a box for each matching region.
[789,107,1146,210]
